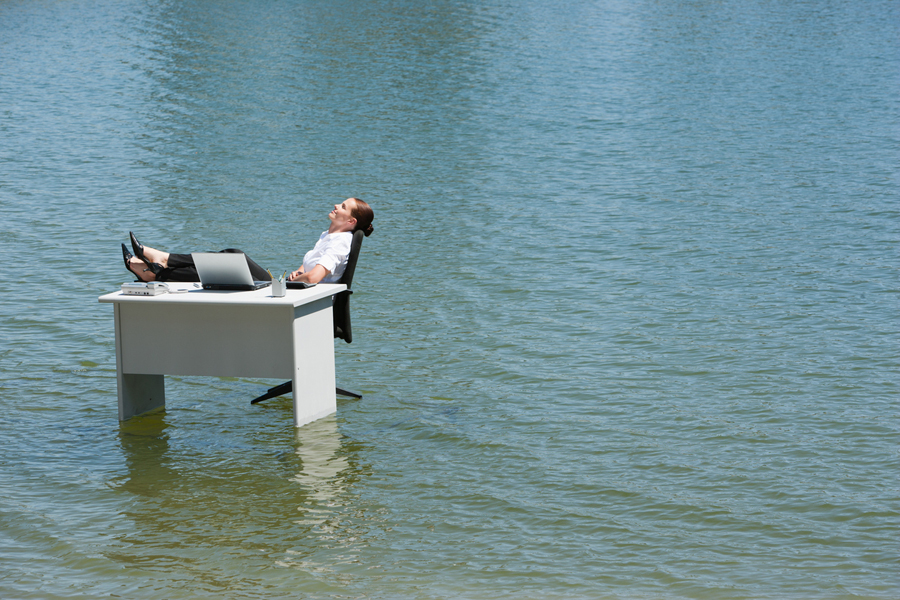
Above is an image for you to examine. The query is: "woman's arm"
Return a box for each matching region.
[288,264,330,284]
[289,232,351,284]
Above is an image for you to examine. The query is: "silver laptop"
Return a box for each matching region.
[192,252,271,291]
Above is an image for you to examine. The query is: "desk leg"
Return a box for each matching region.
[118,373,166,420]
[291,299,337,428]
[114,304,166,421]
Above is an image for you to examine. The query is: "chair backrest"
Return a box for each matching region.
[340,229,364,289]
[333,229,364,343]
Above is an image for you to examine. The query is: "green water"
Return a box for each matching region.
[1,0,897,598]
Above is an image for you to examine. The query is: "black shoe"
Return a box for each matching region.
[122,244,141,281]
[129,231,163,276]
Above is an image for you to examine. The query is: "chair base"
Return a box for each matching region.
[336,386,362,399]
[251,381,361,404]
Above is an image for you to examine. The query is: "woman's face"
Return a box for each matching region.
[329,198,358,230]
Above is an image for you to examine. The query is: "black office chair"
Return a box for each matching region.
[251,229,365,405]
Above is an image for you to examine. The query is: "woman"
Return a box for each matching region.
[123,198,374,284]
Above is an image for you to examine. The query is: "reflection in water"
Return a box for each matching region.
[279,416,381,578]
[290,415,348,526]
[116,410,174,497]
[114,408,374,585]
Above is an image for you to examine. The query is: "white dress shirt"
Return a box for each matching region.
[302,231,352,283]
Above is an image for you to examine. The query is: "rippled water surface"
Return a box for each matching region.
[1,0,898,598]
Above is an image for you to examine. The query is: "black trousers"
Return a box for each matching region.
[157,249,272,282]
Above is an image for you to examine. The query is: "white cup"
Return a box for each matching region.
[271,278,285,297]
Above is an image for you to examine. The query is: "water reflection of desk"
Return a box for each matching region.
[292,415,348,508]
[99,283,346,428]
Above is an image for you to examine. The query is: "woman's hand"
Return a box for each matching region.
[288,267,304,282]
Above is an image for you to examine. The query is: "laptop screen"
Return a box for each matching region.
[192,253,268,290]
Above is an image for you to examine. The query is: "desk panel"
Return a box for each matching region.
[117,302,299,379]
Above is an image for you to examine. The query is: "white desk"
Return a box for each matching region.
[98,283,346,427]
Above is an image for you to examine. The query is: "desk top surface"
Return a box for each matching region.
[98,283,346,307]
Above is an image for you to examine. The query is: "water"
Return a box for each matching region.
[1,0,898,598]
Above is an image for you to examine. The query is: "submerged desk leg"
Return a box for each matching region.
[118,373,165,420]
[114,304,165,421]
[291,298,337,428]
